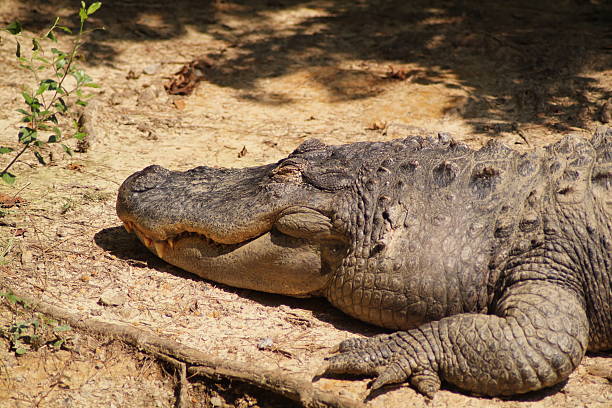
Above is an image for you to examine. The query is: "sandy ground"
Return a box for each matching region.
[0,0,610,407]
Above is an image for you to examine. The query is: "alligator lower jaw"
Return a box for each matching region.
[122,221,244,259]
[121,219,327,297]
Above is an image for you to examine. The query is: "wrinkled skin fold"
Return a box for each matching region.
[117,130,611,397]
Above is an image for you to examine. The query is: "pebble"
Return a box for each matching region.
[20,250,33,265]
[143,63,161,75]
[257,337,274,350]
[98,290,127,307]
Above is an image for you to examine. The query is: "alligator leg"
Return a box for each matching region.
[324,281,590,397]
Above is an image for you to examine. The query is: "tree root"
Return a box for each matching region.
[2,288,363,408]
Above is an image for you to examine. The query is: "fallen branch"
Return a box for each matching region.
[1,287,363,408]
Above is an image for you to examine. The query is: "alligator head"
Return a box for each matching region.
[116,139,355,297]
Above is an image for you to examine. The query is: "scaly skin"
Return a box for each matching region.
[117,128,611,397]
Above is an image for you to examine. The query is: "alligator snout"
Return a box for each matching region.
[116,161,334,296]
[123,165,170,192]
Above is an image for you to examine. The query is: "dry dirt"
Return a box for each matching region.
[0,1,611,407]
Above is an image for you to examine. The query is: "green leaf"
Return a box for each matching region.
[57,25,72,34]
[37,79,59,95]
[1,172,16,185]
[51,48,66,56]
[15,40,21,58]
[6,21,22,35]
[0,147,14,154]
[55,59,67,70]
[21,91,33,105]
[82,83,101,88]
[16,108,29,115]
[87,2,102,15]
[33,55,51,64]
[54,98,67,113]
[76,99,88,107]
[15,347,27,355]
[53,324,71,332]
[31,38,40,51]
[71,69,91,84]
[73,132,87,140]
[46,31,57,42]
[18,127,37,144]
[36,82,49,95]
[52,339,65,349]
[2,292,19,304]
[61,144,73,156]
[52,126,62,138]
[79,7,88,23]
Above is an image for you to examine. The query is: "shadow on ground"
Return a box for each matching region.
[6,0,612,134]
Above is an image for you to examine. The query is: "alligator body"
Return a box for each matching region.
[117,129,611,397]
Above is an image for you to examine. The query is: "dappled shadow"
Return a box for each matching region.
[7,0,612,133]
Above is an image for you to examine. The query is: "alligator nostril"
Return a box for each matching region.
[128,165,170,192]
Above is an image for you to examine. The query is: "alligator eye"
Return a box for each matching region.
[271,163,304,183]
[323,241,347,260]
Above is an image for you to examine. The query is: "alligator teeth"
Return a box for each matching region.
[123,221,133,233]
[141,235,152,247]
[154,241,167,258]
[168,238,175,249]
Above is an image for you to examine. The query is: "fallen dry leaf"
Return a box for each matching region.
[66,163,84,172]
[13,228,26,237]
[0,193,26,208]
[164,59,211,96]
[384,65,411,81]
[173,99,186,110]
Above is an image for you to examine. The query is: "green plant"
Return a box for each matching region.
[0,292,73,355]
[1,317,72,355]
[0,1,102,185]
[0,291,27,308]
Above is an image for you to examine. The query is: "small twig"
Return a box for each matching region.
[512,123,531,146]
[0,143,29,176]
[156,353,190,408]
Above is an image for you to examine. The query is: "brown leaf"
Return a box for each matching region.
[173,99,186,110]
[66,163,84,172]
[384,65,411,81]
[0,193,26,208]
[164,59,210,96]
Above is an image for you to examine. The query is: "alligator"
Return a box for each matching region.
[116,128,611,398]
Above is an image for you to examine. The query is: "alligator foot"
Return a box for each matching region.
[324,332,441,398]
